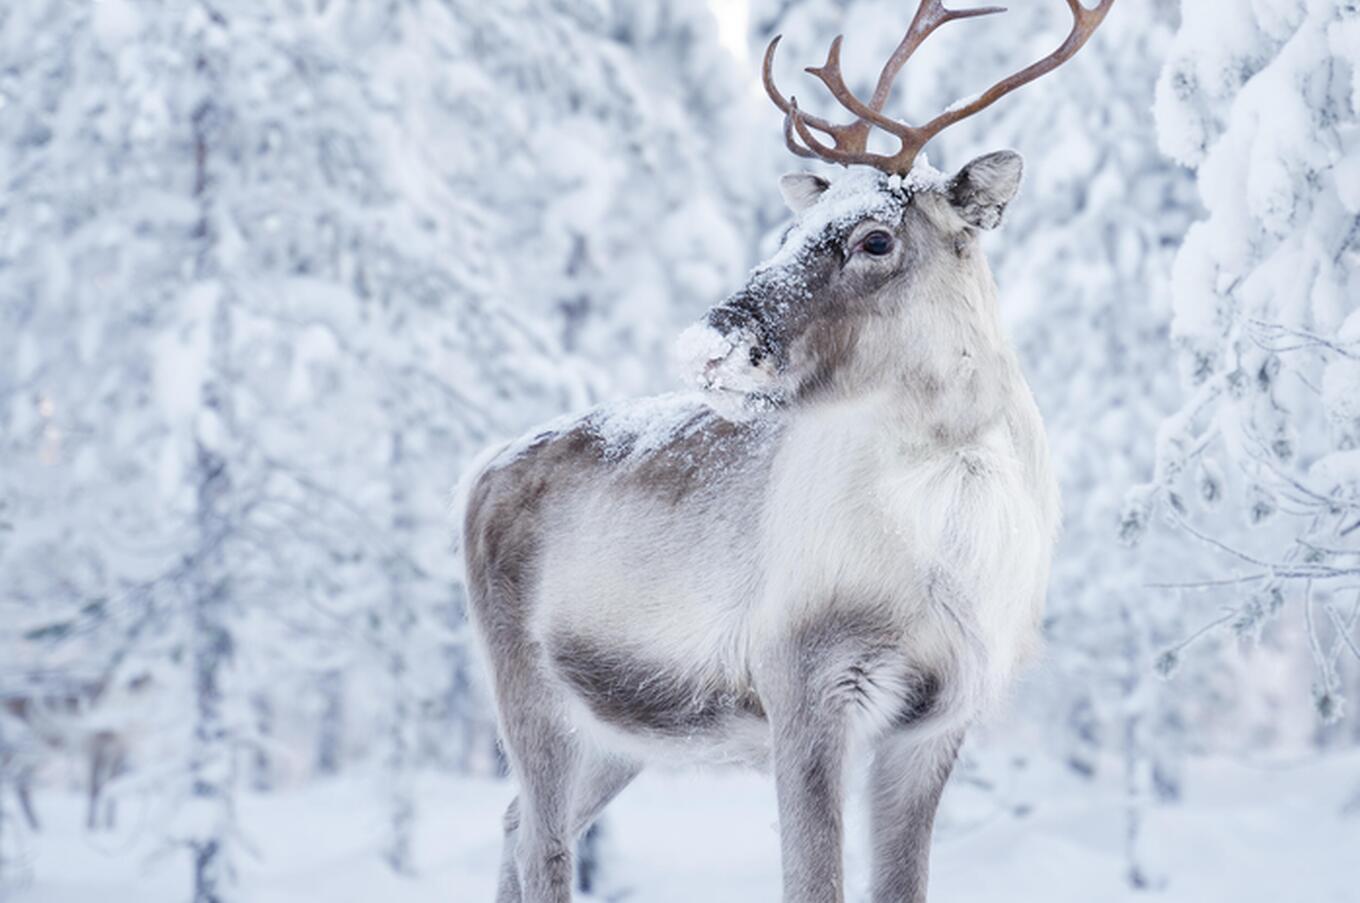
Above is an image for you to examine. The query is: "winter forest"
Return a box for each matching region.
[1,0,1358,901]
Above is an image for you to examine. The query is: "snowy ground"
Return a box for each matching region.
[10,750,1360,903]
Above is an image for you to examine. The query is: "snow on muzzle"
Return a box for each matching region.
[675,292,783,398]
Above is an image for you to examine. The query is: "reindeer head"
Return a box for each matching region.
[681,0,1112,411]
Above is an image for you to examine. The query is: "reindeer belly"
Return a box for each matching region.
[542,627,770,764]
[532,480,771,764]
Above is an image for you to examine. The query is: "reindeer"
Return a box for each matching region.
[458,2,1112,900]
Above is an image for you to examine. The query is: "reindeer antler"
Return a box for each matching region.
[764,0,1116,174]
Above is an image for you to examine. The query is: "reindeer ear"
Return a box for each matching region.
[948,151,1023,230]
[779,173,830,214]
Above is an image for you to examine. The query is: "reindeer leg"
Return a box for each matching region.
[500,702,579,903]
[769,712,848,903]
[498,753,640,900]
[762,617,866,903]
[867,730,962,903]
[494,795,522,902]
[570,752,640,836]
[482,619,611,903]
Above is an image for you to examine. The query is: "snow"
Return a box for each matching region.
[1321,357,1360,427]
[90,0,141,48]
[673,320,735,389]
[1310,450,1360,494]
[708,0,750,63]
[673,321,773,408]
[753,161,946,280]
[11,751,1360,902]
[943,90,983,115]
[473,392,724,483]
[151,283,215,426]
[583,393,715,460]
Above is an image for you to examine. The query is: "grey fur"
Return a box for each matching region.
[496,755,640,902]
[779,172,831,213]
[869,732,962,903]
[947,151,1024,230]
[460,158,1056,902]
[549,633,765,734]
[759,607,942,903]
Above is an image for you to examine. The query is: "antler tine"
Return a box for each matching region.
[787,98,894,169]
[763,35,871,153]
[866,2,1007,113]
[804,36,916,144]
[913,0,1116,143]
[780,105,819,160]
[800,37,938,172]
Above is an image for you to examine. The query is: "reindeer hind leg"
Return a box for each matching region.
[491,656,582,903]
[464,454,606,901]
[466,573,581,900]
[497,752,640,901]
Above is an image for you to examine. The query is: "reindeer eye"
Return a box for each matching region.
[859,230,894,256]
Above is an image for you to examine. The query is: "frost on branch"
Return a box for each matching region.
[1146,0,1360,720]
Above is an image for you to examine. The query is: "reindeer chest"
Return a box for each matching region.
[758,397,1052,696]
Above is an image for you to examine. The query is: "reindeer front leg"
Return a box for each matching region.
[867,730,963,903]
[768,687,848,903]
[762,615,868,903]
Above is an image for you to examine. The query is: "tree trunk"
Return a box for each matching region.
[383,429,416,875]
[186,55,236,899]
[315,670,344,777]
[576,820,604,895]
[190,439,234,903]
[250,693,273,793]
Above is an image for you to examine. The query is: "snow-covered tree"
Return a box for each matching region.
[405,0,757,394]
[0,704,33,892]
[0,0,755,895]
[1136,0,1360,728]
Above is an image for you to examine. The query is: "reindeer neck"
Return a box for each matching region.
[804,273,1015,450]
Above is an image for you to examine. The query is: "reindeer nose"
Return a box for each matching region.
[706,290,761,336]
[706,304,746,336]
